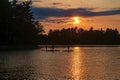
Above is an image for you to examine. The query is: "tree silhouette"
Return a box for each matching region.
[0,0,11,45]
[47,27,120,45]
[0,0,44,45]
[33,21,45,35]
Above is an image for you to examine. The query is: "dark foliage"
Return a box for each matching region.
[45,27,120,45]
[0,0,44,45]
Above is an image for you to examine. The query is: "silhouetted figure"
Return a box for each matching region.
[45,44,48,51]
[67,45,70,52]
[51,45,55,51]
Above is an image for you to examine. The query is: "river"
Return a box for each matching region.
[0,46,120,80]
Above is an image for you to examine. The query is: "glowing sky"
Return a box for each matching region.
[21,0,120,32]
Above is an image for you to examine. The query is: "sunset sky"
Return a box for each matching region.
[22,0,120,33]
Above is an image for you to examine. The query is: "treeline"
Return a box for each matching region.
[0,0,44,45]
[42,27,120,45]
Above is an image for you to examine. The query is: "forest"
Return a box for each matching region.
[0,0,120,46]
[0,0,44,45]
[44,27,120,45]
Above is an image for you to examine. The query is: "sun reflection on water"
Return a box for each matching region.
[72,47,83,80]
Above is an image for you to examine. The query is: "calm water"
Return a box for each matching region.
[0,46,120,80]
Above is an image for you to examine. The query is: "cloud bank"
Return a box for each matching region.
[31,7,120,20]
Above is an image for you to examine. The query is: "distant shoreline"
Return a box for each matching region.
[0,45,120,50]
[38,45,120,47]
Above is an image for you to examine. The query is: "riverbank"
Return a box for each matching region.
[0,45,120,51]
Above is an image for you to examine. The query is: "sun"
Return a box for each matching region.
[73,17,81,24]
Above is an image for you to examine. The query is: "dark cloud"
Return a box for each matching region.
[44,19,67,24]
[41,18,72,24]
[49,2,71,7]
[51,2,62,5]
[31,7,120,20]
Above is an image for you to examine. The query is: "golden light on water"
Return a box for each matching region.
[72,47,82,80]
[74,46,80,50]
